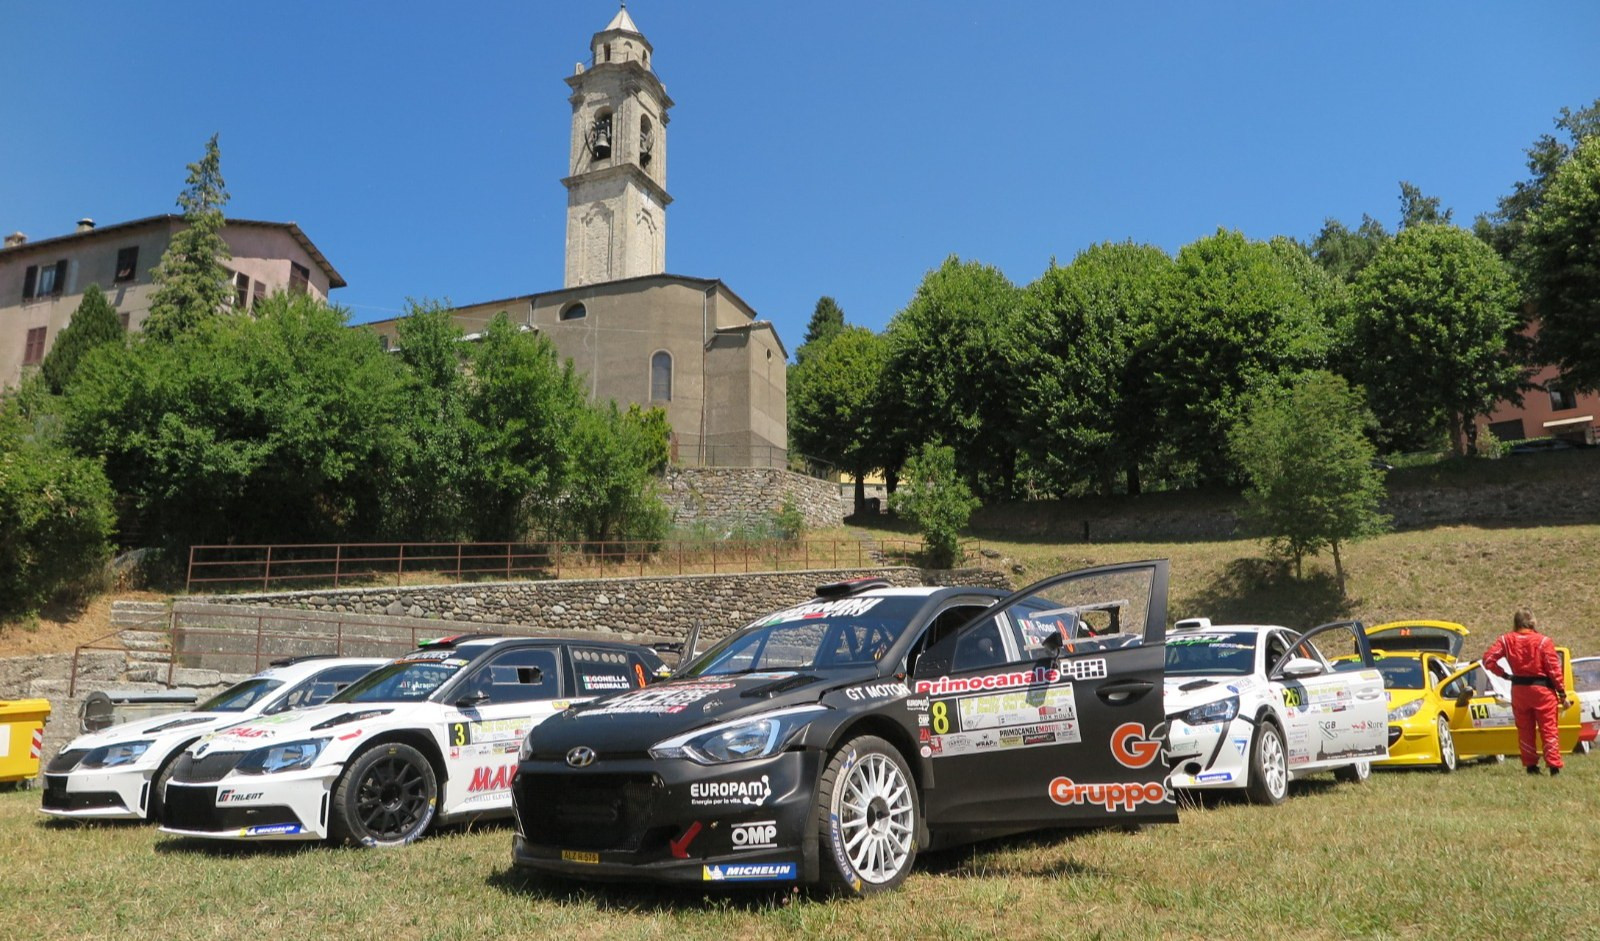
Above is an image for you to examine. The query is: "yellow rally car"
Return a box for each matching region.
[1343,621,1582,771]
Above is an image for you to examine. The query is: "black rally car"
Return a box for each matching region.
[511,561,1177,895]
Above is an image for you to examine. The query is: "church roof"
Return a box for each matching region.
[603,5,642,36]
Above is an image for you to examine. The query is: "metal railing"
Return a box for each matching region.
[186,538,937,594]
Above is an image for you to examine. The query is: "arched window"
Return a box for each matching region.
[651,351,672,402]
[590,110,612,159]
[560,302,587,321]
[603,43,611,62]
[639,115,654,167]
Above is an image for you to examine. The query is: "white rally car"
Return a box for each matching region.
[41,656,387,821]
[158,634,668,846]
[1162,618,1388,804]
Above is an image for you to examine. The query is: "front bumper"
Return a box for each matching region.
[39,768,154,820]
[157,766,337,841]
[1374,721,1445,766]
[512,749,824,884]
[1165,716,1252,789]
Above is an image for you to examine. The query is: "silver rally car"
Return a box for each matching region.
[1162,618,1388,803]
[41,656,387,822]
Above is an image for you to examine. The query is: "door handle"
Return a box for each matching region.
[1096,679,1155,704]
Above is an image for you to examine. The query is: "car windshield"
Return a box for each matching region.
[1370,657,1425,690]
[683,595,926,676]
[1165,631,1258,676]
[329,649,480,703]
[198,678,285,712]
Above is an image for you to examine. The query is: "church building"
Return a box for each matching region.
[368,7,788,468]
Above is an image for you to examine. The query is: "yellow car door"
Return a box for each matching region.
[1442,663,1519,758]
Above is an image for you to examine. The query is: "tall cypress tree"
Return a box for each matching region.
[144,134,232,341]
[40,284,124,393]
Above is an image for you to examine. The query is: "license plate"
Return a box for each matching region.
[561,850,599,864]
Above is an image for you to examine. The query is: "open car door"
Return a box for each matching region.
[1269,621,1388,769]
[911,560,1174,831]
[1446,651,1583,757]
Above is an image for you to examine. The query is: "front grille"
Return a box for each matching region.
[516,772,664,852]
[163,785,222,829]
[41,776,124,812]
[47,749,88,773]
[1387,725,1403,747]
[171,750,245,784]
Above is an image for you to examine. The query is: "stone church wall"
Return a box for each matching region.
[661,467,847,531]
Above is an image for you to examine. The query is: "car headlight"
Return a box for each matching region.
[79,741,153,769]
[1387,700,1423,722]
[649,706,827,764]
[1180,695,1239,726]
[234,738,329,775]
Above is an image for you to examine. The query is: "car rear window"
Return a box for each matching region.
[572,647,648,694]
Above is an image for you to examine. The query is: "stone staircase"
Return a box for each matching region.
[108,600,173,684]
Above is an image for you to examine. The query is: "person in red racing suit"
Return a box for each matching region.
[1482,608,1570,775]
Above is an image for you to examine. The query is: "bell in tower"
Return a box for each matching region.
[589,112,613,160]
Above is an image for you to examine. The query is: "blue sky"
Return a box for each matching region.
[2,1,1596,351]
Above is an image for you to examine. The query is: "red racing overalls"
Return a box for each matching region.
[1483,628,1566,770]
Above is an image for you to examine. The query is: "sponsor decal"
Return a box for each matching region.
[225,726,273,740]
[1196,772,1233,783]
[916,714,930,728]
[580,674,633,692]
[444,658,470,667]
[919,728,931,743]
[731,820,778,849]
[702,863,798,882]
[1232,738,1249,756]
[468,763,519,793]
[1168,633,1233,646]
[1062,658,1108,681]
[242,823,302,837]
[919,745,932,758]
[216,789,264,804]
[450,718,529,747]
[399,649,457,663]
[1319,721,1339,740]
[582,682,738,716]
[914,665,1060,696]
[689,775,772,807]
[561,849,599,864]
[954,685,1078,732]
[843,682,909,702]
[904,697,930,713]
[1110,723,1163,769]
[1468,702,1513,728]
[929,721,1078,757]
[337,729,363,741]
[1047,777,1168,812]
[756,598,884,627]
[669,821,702,859]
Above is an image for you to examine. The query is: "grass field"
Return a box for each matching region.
[3,755,1597,941]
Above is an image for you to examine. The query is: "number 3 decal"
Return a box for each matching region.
[451,723,468,746]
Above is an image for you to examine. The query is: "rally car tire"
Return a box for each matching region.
[817,735,920,896]
[330,742,438,848]
[1245,721,1288,805]
[1333,760,1370,784]
[1434,716,1457,773]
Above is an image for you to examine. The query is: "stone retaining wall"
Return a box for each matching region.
[196,566,1011,647]
[662,467,848,531]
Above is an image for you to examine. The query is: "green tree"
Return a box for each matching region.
[461,314,591,540]
[890,442,979,569]
[40,284,124,394]
[1011,242,1169,497]
[795,296,847,364]
[144,134,232,341]
[1475,98,1600,261]
[1310,215,1390,283]
[788,325,889,512]
[1150,229,1330,485]
[1229,371,1389,597]
[1398,181,1453,229]
[1523,135,1600,392]
[1346,224,1526,454]
[562,403,671,544]
[879,256,1021,498]
[0,379,116,618]
[381,299,474,540]
[63,293,407,553]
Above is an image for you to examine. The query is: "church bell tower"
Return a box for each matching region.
[563,5,673,288]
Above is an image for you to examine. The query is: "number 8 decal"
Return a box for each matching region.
[931,701,950,735]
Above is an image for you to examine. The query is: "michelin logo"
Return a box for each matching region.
[702,863,797,882]
[242,823,303,837]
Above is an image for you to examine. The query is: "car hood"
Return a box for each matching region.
[64,711,249,753]
[192,703,399,752]
[1163,675,1257,713]
[524,669,877,756]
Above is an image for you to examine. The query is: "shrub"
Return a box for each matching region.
[891,443,979,568]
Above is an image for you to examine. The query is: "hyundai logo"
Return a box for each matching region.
[566,746,597,768]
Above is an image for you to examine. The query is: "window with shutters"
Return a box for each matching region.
[234,271,250,308]
[252,280,266,308]
[22,327,47,365]
[650,350,672,402]
[289,262,310,294]
[22,259,68,300]
[115,246,139,283]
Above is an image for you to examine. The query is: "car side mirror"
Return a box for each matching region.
[1279,657,1325,679]
[1039,633,1064,658]
[456,690,490,708]
[1455,689,1475,707]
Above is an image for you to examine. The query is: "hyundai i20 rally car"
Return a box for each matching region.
[158,635,666,846]
[1162,618,1387,804]
[511,562,1178,896]
[42,656,387,822]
